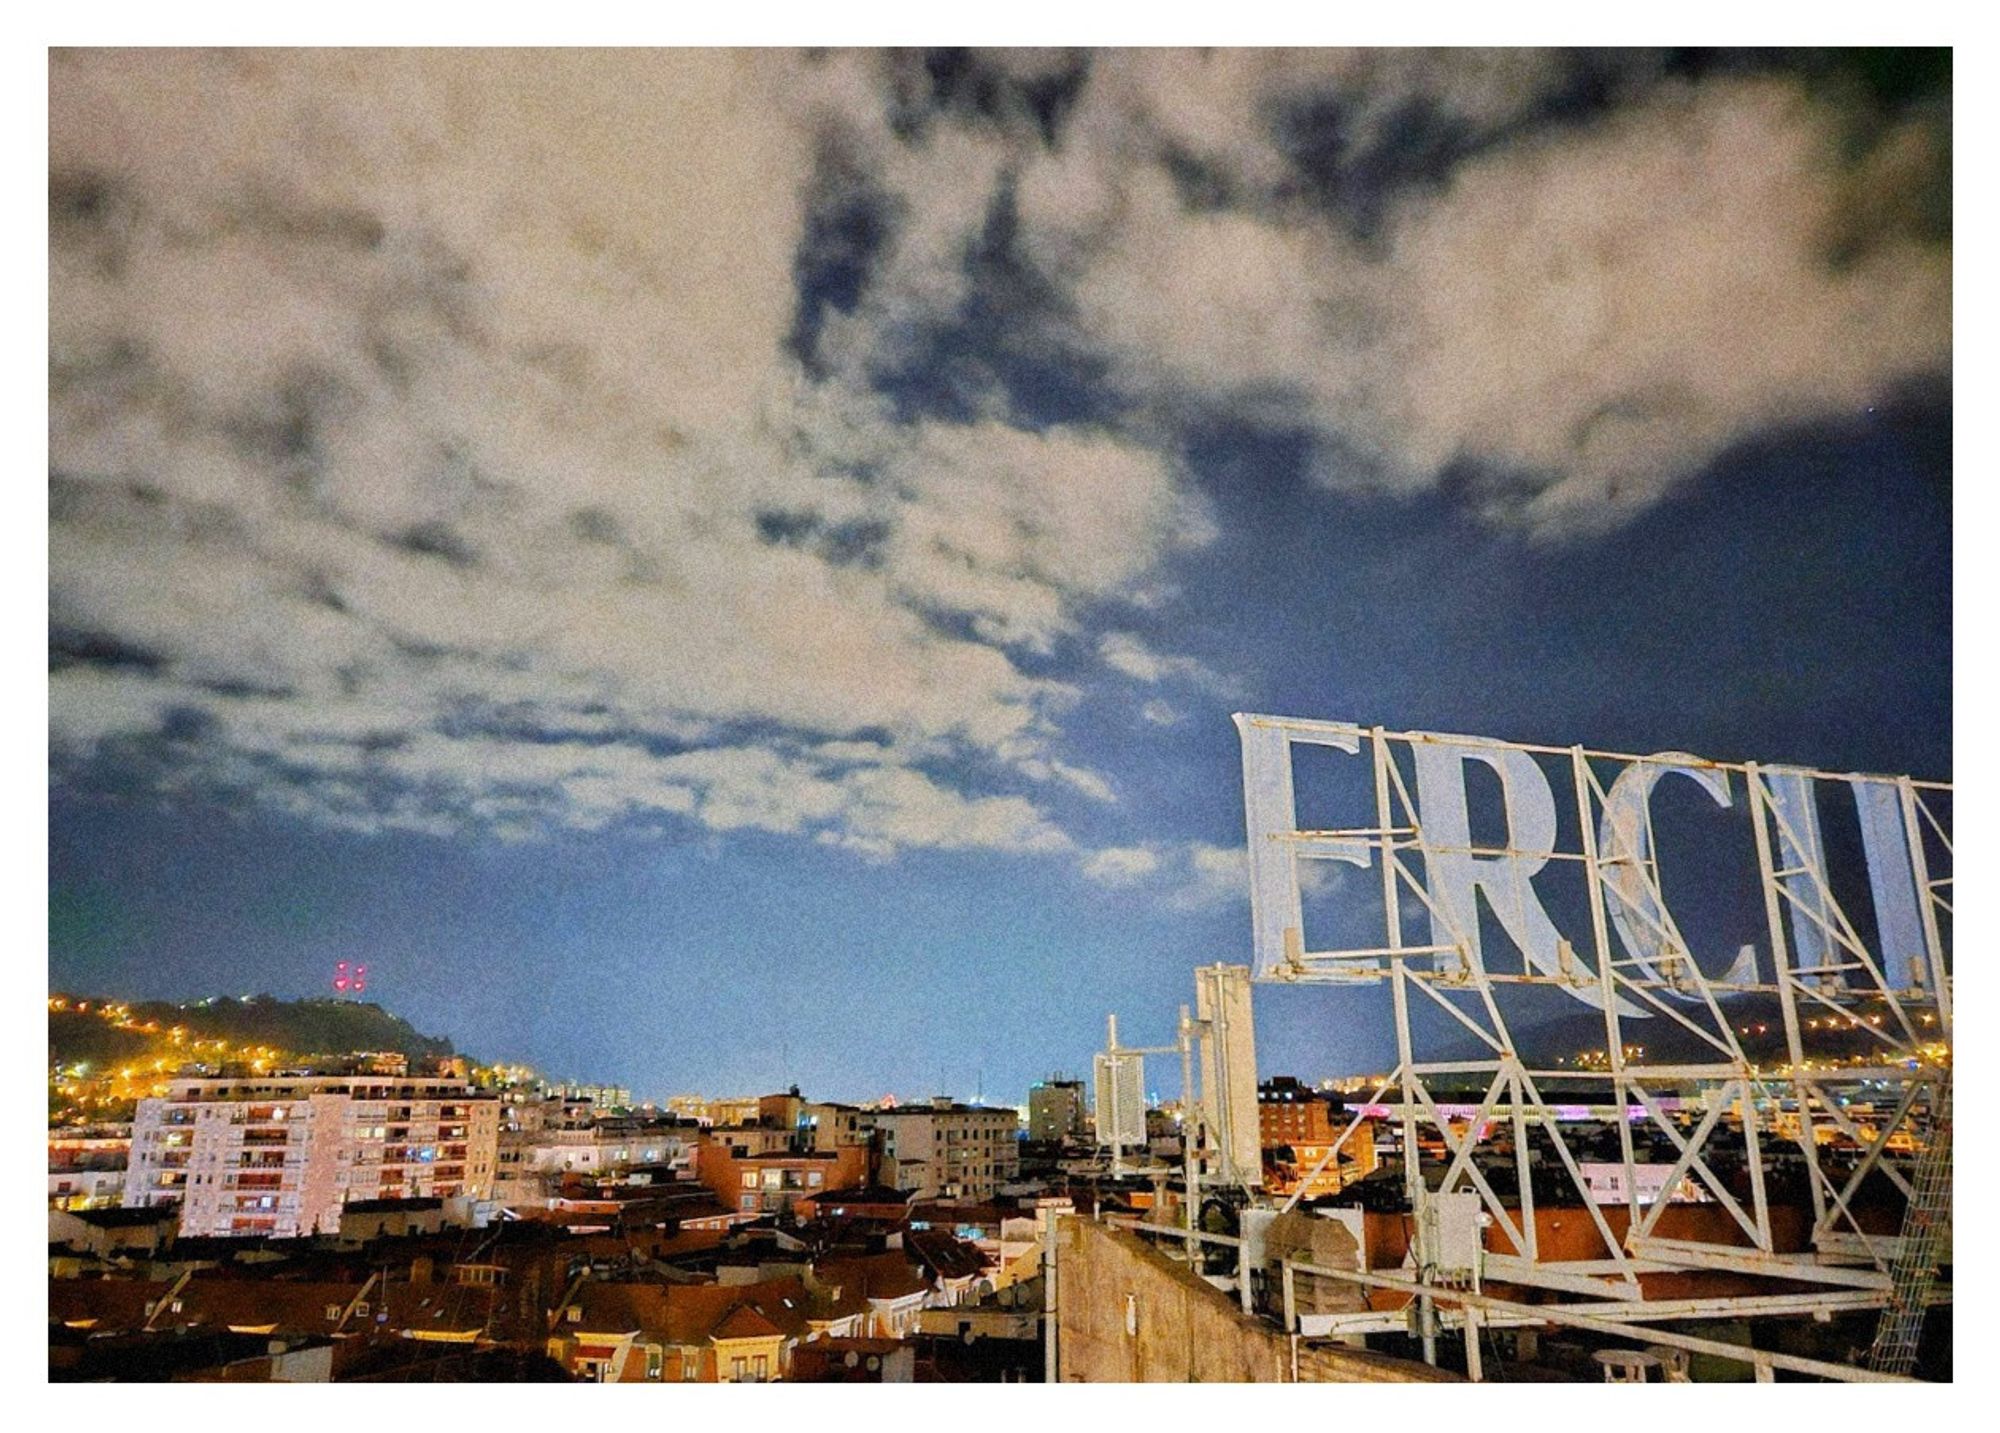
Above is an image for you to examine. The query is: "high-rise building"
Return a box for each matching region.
[1026,1078,1086,1144]
[125,1073,500,1238]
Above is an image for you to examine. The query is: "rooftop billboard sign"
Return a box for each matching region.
[1233,715,1951,1027]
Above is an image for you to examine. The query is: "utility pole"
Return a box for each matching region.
[1041,1204,1060,1383]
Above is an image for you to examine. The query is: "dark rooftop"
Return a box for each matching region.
[342,1197,445,1214]
[62,1206,177,1229]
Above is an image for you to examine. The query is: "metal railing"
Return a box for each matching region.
[1116,1215,1917,1384]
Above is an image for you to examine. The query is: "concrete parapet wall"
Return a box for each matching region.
[1053,1216,1455,1383]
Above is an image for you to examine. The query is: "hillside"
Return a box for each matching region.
[49,992,455,1065]
[48,992,460,1124]
[1510,991,1938,1074]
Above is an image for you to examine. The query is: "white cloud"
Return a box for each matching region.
[1139,699,1181,727]
[1167,841,1250,911]
[1152,839,1345,912]
[1031,73,1948,537]
[49,49,1949,857]
[1365,79,1950,533]
[1097,631,1218,688]
[48,50,1214,854]
[1074,838,1255,909]
[828,52,1948,539]
[1081,844,1161,887]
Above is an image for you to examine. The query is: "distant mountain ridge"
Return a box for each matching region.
[49,992,457,1069]
[1432,991,1910,1071]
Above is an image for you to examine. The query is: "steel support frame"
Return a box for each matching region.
[1124,1220,1924,1384]
[1236,716,1950,1361]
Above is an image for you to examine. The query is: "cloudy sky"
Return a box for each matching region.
[49,48,1950,1100]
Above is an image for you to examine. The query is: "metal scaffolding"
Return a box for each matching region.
[1226,714,1952,1378]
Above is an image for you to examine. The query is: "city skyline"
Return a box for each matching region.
[50,48,1950,1104]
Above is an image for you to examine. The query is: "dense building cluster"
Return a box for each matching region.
[61,1032,1931,1383]
[50,1055,1065,1382]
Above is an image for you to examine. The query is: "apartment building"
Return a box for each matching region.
[50,1125,131,1210]
[1027,1079,1086,1143]
[560,1083,633,1112]
[869,1100,1019,1202]
[1257,1075,1375,1199]
[694,1141,871,1217]
[494,1095,696,1205]
[800,1101,873,1152]
[704,1096,764,1128]
[125,1074,499,1238]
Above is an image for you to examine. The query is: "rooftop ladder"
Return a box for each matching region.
[1866,1077,1951,1377]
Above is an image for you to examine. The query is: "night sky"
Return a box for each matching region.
[48,49,1950,1103]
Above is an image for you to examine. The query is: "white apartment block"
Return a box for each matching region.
[499,1125,692,1186]
[492,1096,697,1207]
[125,1074,499,1238]
[869,1100,1019,1202]
[560,1084,633,1111]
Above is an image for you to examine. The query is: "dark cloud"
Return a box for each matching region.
[389,520,479,568]
[789,140,899,376]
